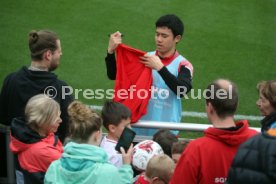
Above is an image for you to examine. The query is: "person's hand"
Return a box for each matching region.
[140,54,164,71]
[107,31,123,54]
[120,143,134,165]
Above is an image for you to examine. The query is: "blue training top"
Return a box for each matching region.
[133,51,185,136]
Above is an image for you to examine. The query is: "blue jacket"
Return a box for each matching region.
[44,142,133,184]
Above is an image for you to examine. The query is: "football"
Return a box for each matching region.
[132,140,164,171]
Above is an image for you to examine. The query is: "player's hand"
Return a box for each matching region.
[107,31,122,54]
[140,54,164,71]
[121,143,134,165]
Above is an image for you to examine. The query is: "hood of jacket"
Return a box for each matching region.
[204,120,256,146]
[261,112,276,131]
[53,142,109,183]
[45,142,134,184]
[14,66,58,100]
[9,118,45,154]
[61,142,108,169]
[62,142,108,168]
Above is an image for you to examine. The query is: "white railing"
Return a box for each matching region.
[132,121,261,132]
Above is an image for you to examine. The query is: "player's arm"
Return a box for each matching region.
[140,55,192,97]
[158,65,192,97]
[105,31,122,80]
[105,53,117,80]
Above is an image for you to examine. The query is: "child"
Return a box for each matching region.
[132,140,164,183]
[171,140,190,163]
[135,154,175,184]
[153,129,178,157]
[100,101,132,167]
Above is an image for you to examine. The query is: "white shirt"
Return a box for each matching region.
[100,136,123,168]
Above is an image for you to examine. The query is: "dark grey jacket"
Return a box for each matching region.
[226,115,276,184]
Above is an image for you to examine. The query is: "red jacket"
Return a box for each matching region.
[170,120,258,184]
[114,44,152,123]
[10,133,63,173]
[9,118,63,183]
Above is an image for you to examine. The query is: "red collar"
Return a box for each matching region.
[155,50,179,66]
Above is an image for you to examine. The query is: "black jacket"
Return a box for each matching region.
[226,131,276,184]
[0,66,73,142]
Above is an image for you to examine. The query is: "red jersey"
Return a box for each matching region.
[114,44,152,123]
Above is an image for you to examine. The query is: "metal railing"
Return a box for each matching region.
[132,120,261,132]
[131,120,260,142]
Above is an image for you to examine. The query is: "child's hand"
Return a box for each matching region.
[121,143,134,165]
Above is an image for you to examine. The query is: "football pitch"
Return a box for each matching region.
[0,0,275,129]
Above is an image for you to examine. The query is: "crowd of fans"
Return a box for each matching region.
[2,79,275,184]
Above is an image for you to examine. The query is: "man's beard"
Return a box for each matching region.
[48,62,59,71]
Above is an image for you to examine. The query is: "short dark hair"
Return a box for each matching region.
[155,14,184,37]
[171,140,190,154]
[29,30,59,61]
[101,101,131,130]
[205,80,239,119]
[153,129,178,157]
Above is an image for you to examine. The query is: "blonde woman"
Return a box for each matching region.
[45,101,133,184]
[9,94,63,184]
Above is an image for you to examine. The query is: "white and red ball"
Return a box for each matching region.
[132,140,164,171]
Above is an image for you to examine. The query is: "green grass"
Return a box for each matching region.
[0,0,275,138]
